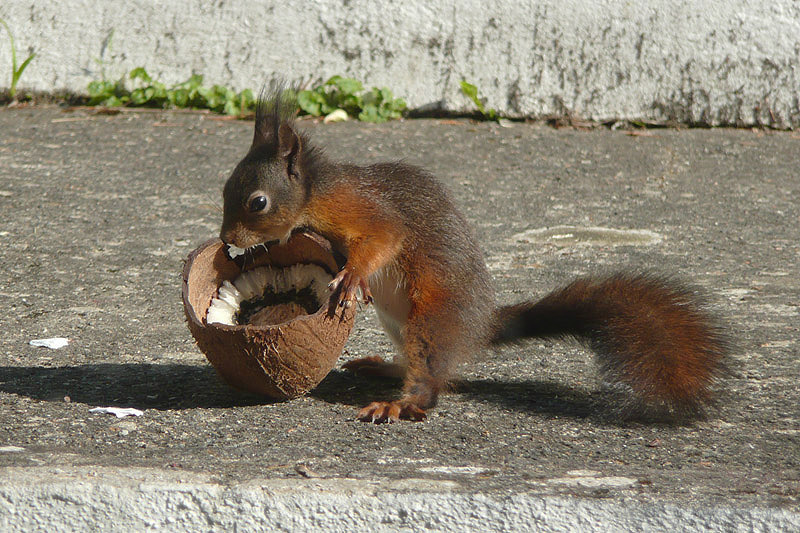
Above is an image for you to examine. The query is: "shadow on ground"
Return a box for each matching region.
[313,371,596,419]
[0,363,600,420]
[0,363,266,410]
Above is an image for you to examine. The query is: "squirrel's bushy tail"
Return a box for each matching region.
[492,273,728,416]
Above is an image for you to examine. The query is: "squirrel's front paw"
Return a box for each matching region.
[356,401,427,423]
[328,267,373,307]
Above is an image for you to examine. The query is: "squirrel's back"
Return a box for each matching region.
[338,161,497,350]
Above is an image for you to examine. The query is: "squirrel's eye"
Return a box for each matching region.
[248,195,269,213]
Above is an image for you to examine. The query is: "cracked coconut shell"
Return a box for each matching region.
[182,232,356,399]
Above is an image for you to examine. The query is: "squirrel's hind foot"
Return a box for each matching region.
[356,401,427,423]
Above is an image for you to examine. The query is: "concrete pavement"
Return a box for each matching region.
[0,106,798,530]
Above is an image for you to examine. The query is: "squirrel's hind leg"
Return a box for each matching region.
[355,304,460,423]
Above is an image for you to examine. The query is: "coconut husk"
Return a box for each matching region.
[182,232,355,399]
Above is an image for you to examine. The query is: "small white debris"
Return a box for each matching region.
[549,475,637,489]
[89,407,144,418]
[419,466,490,475]
[0,446,25,453]
[718,288,752,300]
[29,337,69,350]
[323,109,349,123]
[566,469,601,477]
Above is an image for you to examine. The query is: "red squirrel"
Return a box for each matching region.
[219,90,727,423]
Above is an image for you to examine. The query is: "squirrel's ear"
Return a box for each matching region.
[278,122,301,161]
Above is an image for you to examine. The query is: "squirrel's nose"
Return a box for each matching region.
[219,223,238,247]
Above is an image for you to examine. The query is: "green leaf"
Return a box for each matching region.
[129,88,148,105]
[361,88,377,104]
[235,89,255,116]
[460,79,498,120]
[297,90,323,116]
[358,104,385,123]
[185,74,204,90]
[460,80,486,113]
[328,76,363,96]
[12,53,35,85]
[460,81,478,101]
[87,80,113,98]
[223,98,239,116]
[195,86,213,105]
[379,87,393,103]
[169,88,190,108]
[151,81,168,101]
[129,67,152,83]
[320,99,340,116]
[389,97,407,113]
[341,93,363,114]
[103,95,126,107]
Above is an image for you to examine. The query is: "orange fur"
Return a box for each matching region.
[303,184,405,278]
[221,88,728,423]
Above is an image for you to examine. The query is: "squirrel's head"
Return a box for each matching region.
[220,89,315,250]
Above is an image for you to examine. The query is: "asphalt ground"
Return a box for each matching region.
[0,106,798,528]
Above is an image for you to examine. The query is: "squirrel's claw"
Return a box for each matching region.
[356,401,427,423]
[328,267,373,307]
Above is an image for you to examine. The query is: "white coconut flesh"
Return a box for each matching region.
[206,263,334,326]
[225,244,248,259]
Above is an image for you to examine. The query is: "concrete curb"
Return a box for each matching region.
[1,468,798,532]
[1,1,799,127]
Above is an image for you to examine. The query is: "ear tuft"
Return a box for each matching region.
[252,81,297,149]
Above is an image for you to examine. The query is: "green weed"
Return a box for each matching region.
[0,17,36,100]
[85,70,405,122]
[460,80,498,121]
[297,75,406,123]
[87,67,255,116]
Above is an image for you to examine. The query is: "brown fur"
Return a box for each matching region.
[220,88,728,423]
[493,274,728,416]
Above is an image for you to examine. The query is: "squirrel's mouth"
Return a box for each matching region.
[223,227,311,261]
[223,240,279,261]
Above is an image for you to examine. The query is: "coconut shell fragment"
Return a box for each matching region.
[182,232,356,399]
